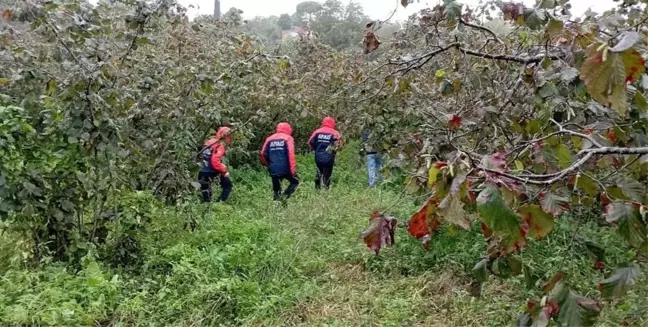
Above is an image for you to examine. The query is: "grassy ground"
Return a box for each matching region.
[0,144,646,326]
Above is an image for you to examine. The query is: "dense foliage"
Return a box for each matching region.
[357,1,648,325]
[1,0,647,325]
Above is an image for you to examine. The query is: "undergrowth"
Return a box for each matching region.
[1,144,646,327]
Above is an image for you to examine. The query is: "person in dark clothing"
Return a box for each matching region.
[198,126,233,202]
[260,122,300,201]
[308,117,342,189]
[361,129,382,187]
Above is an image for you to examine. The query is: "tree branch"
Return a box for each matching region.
[481,146,648,185]
[460,19,503,44]
[458,47,563,64]
[392,43,564,74]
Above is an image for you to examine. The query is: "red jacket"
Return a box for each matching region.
[204,127,230,174]
[260,122,297,176]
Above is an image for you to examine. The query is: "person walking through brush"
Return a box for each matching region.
[308,117,342,189]
[361,129,382,187]
[197,126,233,202]
[260,122,300,201]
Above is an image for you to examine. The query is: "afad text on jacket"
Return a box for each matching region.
[260,122,297,177]
[308,117,341,165]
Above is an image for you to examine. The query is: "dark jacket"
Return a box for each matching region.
[260,123,297,177]
[308,117,342,165]
[361,129,377,154]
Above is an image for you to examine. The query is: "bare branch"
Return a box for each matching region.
[458,47,563,64]
[482,146,648,185]
[392,43,564,75]
[460,19,503,44]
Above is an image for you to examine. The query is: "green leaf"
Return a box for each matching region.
[619,178,645,202]
[543,272,565,293]
[560,68,579,83]
[605,202,648,248]
[578,237,606,261]
[633,91,648,112]
[443,0,462,20]
[599,264,640,298]
[579,45,645,117]
[575,174,598,197]
[537,83,557,98]
[610,31,640,53]
[45,79,57,96]
[519,204,555,239]
[0,78,9,86]
[523,265,538,290]
[438,174,471,230]
[636,240,648,261]
[472,258,489,282]
[508,255,523,275]
[538,0,556,9]
[546,19,563,37]
[550,281,601,327]
[540,192,569,217]
[477,186,526,251]
[554,144,572,169]
[135,37,149,45]
[492,255,522,279]
[428,162,447,189]
[522,9,548,30]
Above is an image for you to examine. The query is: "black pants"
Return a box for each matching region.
[198,171,232,202]
[271,174,300,201]
[315,161,334,189]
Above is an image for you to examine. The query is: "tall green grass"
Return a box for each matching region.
[0,143,646,326]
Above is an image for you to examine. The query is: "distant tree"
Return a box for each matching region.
[277,13,293,30]
[245,16,282,48]
[222,7,244,27]
[295,1,322,25]
[310,0,368,51]
[296,1,323,16]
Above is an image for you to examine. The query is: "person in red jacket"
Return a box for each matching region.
[198,126,233,202]
[308,117,342,189]
[260,122,299,201]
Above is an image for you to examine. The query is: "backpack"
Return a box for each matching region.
[201,146,213,169]
[199,138,220,170]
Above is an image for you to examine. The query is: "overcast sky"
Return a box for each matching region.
[177,0,618,21]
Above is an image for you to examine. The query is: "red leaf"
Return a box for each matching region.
[408,202,430,238]
[481,222,492,237]
[546,300,560,316]
[594,260,605,271]
[361,212,397,254]
[448,114,463,130]
[600,193,611,206]
[543,272,565,293]
[612,156,621,169]
[607,129,617,144]
[362,31,381,53]
[482,152,507,170]
[2,9,11,20]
